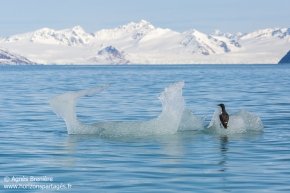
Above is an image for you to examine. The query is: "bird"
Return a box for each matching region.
[218,104,229,129]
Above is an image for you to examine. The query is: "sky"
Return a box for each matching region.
[0,0,289,37]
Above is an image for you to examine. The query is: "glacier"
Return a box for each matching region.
[0,20,290,65]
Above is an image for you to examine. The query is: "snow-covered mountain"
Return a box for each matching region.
[90,46,129,64]
[240,28,290,40]
[0,20,289,64]
[95,20,154,42]
[278,50,290,64]
[4,26,94,46]
[181,29,240,55]
[0,49,34,64]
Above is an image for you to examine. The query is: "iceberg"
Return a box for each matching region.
[50,82,263,137]
[50,82,186,137]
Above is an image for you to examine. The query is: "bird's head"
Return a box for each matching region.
[218,103,226,110]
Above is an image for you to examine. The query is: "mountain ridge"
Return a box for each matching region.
[0,20,289,64]
[0,49,35,64]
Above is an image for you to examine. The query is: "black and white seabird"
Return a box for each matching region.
[218,104,229,129]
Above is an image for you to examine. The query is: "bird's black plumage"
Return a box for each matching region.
[218,104,229,129]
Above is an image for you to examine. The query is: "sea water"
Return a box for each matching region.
[1,65,290,192]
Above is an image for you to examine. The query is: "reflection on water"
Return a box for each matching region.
[219,136,229,173]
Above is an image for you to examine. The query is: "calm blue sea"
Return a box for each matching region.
[1,65,290,192]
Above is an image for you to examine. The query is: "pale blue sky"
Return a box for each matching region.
[0,0,289,36]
